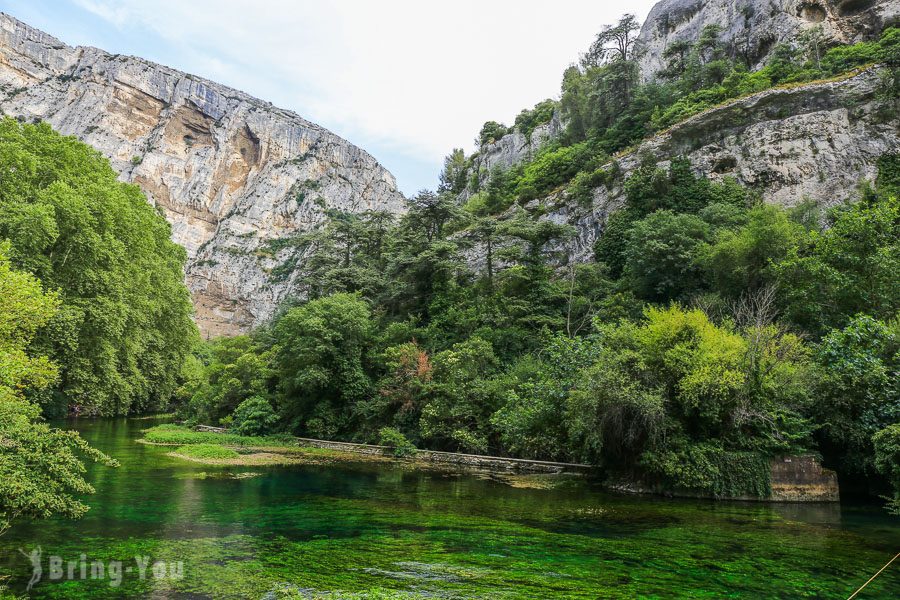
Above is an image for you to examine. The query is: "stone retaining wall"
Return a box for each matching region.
[610,455,840,502]
[294,437,595,475]
[770,455,840,502]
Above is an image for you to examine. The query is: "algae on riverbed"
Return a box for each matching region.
[1,418,897,598]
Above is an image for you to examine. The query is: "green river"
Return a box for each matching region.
[1,418,898,598]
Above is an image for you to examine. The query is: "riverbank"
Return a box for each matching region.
[141,425,839,501]
[140,425,392,467]
[139,425,590,490]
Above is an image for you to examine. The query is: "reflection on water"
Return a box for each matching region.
[0,417,898,598]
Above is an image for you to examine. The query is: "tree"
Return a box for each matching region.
[492,334,600,460]
[583,14,640,67]
[231,396,279,436]
[696,25,724,65]
[438,148,469,195]
[775,195,900,336]
[813,316,899,480]
[179,336,275,425]
[274,293,374,438]
[661,40,694,80]
[383,191,464,320]
[0,118,196,416]
[623,211,711,302]
[356,341,432,441]
[477,121,509,146]
[420,336,502,453]
[0,243,117,535]
[463,215,503,293]
[702,204,804,297]
[295,210,396,301]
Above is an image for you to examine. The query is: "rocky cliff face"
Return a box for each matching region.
[463,113,563,198]
[461,0,897,185]
[459,66,897,267]
[543,66,898,264]
[636,0,900,79]
[0,13,406,336]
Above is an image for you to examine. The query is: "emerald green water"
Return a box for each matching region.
[1,418,898,598]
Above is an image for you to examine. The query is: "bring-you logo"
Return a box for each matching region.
[18,546,183,590]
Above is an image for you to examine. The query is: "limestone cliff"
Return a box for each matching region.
[565,67,897,261]
[636,0,900,79]
[0,13,406,336]
[460,0,898,184]
[463,113,563,198]
[463,66,898,267]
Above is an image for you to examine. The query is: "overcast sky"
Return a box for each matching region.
[1,0,658,194]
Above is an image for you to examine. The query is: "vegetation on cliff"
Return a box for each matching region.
[456,23,898,211]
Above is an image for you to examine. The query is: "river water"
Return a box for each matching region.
[1,417,898,598]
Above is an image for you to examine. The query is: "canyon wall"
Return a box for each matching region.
[0,13,406,336]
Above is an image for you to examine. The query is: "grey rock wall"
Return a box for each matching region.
[461,67,897,270]
[0,13,406,336]
[635,0,900,80]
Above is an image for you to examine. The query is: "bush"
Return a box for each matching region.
[379,427,417,457]
[514,99,557,138]
[231,396,278,436]
[478,121,510,145]
[516,142,594,201]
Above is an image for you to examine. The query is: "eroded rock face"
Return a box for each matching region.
[0,13,406,336]
[636,0,900,79]
[461,67,897,268]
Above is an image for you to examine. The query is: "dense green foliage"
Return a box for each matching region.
[0,243,117,535]
[0,119,197,416]
[231,396,279,437]
[172,18,898,506]
[177,163,899,502]
[874,424,900,513]
[569,306,810,497]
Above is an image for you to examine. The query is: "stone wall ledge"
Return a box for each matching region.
[608,455,840,503]
[294,437,596,475]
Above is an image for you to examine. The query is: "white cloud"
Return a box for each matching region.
[70,0,658,189]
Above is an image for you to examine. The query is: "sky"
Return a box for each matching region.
[0,0,658,195]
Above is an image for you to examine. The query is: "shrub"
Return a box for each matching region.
[478,121,510,145]
[379,427,417,457]
[231,396,278,436]
[516,142,594,201]
[514,99,557,138]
